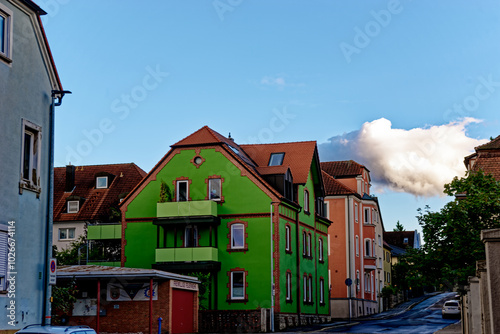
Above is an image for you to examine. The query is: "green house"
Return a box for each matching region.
[114,126,331,331]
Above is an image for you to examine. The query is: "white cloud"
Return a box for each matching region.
[318,118,488,197]
[261,76,286,87]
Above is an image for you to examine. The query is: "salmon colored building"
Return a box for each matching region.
[321,161,386,319]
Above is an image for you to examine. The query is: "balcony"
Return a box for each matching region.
[155,200,219,225]
[156,246,218,262]
[87,224,121,240]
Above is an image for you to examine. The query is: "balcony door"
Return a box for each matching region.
[184,225,198,247]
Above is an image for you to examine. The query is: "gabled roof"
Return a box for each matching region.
[53,163,146,222]
[322,170,356,196]
[172,126,234,147]
[320,160,367,178]
[476,135,500,151]
[383,231,417,250]
[464,135,500,181]
[240,141,317,185]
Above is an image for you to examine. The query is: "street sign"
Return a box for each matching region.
[345,278,352,286]
[49,258,57,285]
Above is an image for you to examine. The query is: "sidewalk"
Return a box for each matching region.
[434,321,461,334]
[361,292,438,320]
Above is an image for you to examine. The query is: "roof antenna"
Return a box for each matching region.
[228,132,234,141]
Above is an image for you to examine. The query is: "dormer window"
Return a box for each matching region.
[96,176,108,189]
[67,200,79,213]
[268,153,285,166]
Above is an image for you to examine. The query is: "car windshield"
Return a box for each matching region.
[445,301,459,307]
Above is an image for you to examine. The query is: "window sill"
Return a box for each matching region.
[303,301,314,305]
[304,211,310,216]
[285,249,293,255]
[19,181,41,197]
[319,259,324,264]
[227,248,248,253]
[227,298,248,304]
[0,52,12,65]
[302,255,313,260]
[286,298,293,304]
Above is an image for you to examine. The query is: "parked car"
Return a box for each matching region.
[16,325,96,334]
[442,300,461,319]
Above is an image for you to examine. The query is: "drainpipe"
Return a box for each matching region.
[149,278,153,334]
[270,203,274,332]
[347,195,352,322]
[42,90,71,325]
[97,279,100,334]
[295,205,303,325]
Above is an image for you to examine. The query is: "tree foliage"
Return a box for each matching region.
[412,170,500,287]
[393,221,405,232]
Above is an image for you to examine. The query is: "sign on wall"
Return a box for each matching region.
[106,282,158,301]
[171,280,198,291]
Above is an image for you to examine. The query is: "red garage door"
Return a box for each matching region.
[171,288,195,333]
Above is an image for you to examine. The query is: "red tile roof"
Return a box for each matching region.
[172,126,235,147]
[53,163,146,222]
[322,170,356,196]
[320,160,366,178]
[465,135,500,181]
[383,231,415,249]
[240,141,317,184]
[476,135,500,151]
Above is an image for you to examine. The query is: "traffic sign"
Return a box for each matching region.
[49,258,57,285]
[345,278,352,286]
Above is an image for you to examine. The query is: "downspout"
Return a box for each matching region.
[347,195,352,322]
[43,90,70,325]
[149,278,153,334]
[270,203,274,332]
[295,205,303,324]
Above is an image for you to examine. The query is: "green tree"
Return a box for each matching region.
[416,170,500,287]
[393,221,405,232]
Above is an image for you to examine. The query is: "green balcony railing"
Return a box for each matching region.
[157,200,217,218]
[155,247,218,263]
[87,224,121,240]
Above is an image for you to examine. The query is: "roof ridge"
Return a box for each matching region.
[240,140,317,146]
[476,135,500,150]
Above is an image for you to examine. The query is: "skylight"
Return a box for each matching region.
[268,153,285,166]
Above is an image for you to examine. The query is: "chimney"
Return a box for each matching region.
[65,164,76,192]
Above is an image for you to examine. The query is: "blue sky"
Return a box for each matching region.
[37,0,500,232]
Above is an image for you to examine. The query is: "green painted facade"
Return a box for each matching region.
[112,129,331,325]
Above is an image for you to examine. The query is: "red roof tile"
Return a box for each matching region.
[240,141,317,184]
[320,160,366,178]
[53,163,146,222]
[172,126,234,147]
[465,135,500,181]
[383,231,415,249]
[476,135,500,151]
[322,170,356,196]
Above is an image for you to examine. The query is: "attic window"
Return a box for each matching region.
[403,237,409,244]
[96,176,108,189]
[67,200,79,213]
[268,153,284,166]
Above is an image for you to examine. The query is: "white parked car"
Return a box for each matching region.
[442,300,461,319]
[16,325,96,334]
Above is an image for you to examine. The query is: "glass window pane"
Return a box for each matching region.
[177,181,187,201]
[0,15,4,53]
[59,229,67,240]
[96,176,108,188]
[232,224,244,248]
[268,153,284,166]
[68,228,75,239]
[209,178,221,200]
[23,132,32,180]
[232,272,244,298]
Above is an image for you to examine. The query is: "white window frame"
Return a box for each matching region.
[268,152,285,166]
[356,271,360,290]
[355,236,359,257]
[0,228,8,291]
[303,275,307,302]
[208,178,221,201]
[230,271,245,300]
[364,208,371,224]
[67,200,79,213]
[307,233,311,257]
[230,223,245,249]
[0,3,13,63]
[59,227,76,240]
[302,231,307,256]
[304,189,309,212]
[354,203,358,222]
[176,180,189,202]
[403,237,409,244]
[319,278,324,304]
[318,237,323,261]
[20,119,42,192]
[285,225,291,252]
[307,276,312,303]
[96,176,108,189]
[365,239,371,257]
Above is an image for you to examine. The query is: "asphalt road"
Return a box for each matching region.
[282,292,461,334]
